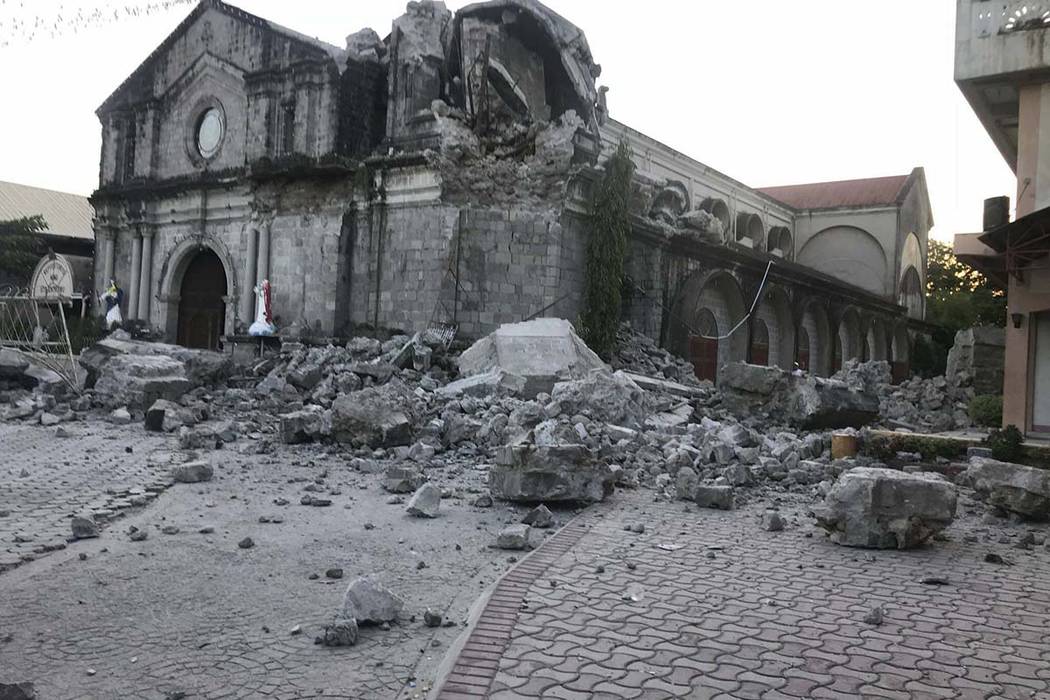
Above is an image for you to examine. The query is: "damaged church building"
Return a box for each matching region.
[90,0,933,382]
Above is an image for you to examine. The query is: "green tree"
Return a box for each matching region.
[579,141,635,358]
[925,239,1005,329]
[915,240,1006,377]
[0,215,47,283]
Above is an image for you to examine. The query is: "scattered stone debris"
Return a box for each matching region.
[341,576,404,624]
[814,468,957,549]
[406,483,442,518]
[70,515,99,540]
[863,606,884,626]
[321,618,359,647]
[963,458,1050,521]
[423,609,443,628]
[496,524,532,550]
[761,510,785,532]
[237,537,255,549]
[0,682,37,700]
[522,504,554,528]
[171,461,213,484]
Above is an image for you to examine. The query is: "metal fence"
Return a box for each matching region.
[0,294,81,393]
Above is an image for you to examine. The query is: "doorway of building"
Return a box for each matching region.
[1033,311,1050,434]
[176,249,227,350]
[750,319,770,366]
[689,309,719,382]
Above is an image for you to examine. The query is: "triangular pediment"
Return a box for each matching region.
[98,0,344,115]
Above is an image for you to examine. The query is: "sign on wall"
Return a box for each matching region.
[29,253,75,300]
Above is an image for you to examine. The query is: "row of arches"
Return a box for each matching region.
[669,270,912,384]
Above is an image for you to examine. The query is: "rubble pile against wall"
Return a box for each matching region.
[833,359,974,433]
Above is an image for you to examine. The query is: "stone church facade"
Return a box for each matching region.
[91,0,933,380]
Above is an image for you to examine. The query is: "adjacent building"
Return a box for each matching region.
[953,0,1050,436]
[91,0,931,384]
[0,180,95,303]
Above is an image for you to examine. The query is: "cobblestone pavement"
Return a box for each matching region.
[442,490,1050,699]
[0,422,173,572]
[0,422,541,699]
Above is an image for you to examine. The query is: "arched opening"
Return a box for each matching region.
[837,308,862,366]
[891,323,911,384]
[797,326,811,372]
[755,286,795,369]
[800,301,832,376]
[899,266,923,319]
[866,318,888,361]
[689,309,719,382]
[736,212,764,248]
[832,333,844,373]
[176,249,227,350]
[668,270,748,382]
[699,197,731,237]
[750,318,770,366]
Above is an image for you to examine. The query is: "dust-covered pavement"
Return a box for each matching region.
[0,424,564,699]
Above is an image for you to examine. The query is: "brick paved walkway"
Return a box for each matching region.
[0,422,172,572]
[438,490,1050,699]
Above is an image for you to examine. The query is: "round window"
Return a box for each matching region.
[196,108,224,159]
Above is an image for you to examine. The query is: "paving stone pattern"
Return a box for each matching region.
[452,491,1050,699]
[0,423,172,572]
[0,423,518,699]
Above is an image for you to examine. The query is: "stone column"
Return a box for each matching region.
[138,229,154,322]
[241,227,259,324]
[128,233,142,321]
[101,228,116,284]
[256,224,271,286]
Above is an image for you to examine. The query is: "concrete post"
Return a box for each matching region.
[241,227,258,324]
[138,229,154,322]
[128,234,142,321]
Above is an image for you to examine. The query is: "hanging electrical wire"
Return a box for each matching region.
[627,259,775,342]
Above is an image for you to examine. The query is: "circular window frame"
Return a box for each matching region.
[185,97,226,167]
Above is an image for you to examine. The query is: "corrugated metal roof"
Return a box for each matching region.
[757,174,910,211]
[0,180,93,240]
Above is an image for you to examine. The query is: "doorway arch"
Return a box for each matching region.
[689,309,719,382]
[176,249,228,350]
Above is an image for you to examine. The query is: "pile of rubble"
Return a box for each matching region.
[833,360,973,432]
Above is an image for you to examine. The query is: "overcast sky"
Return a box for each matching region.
[0,0,1016,241]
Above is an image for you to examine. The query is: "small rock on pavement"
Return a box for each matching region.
[129,529,148,542]
[326,568,344,580]
[761,510,785,532]
[341,575,404,624]
[406,482,441,518]
[522,504,554,528]
[238,537,254,549]
[694,485,734,510]
[322,618,359,647]
[497,524,532,550]
[171,461,213,484]
[472,493,493,508]
[984,552,1011,565]
[71,515,99,540]
[424,609,442,628]
[863,606,884,626]
[108,407,132,425]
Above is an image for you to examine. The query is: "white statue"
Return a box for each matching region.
[248,279,276,336]
[99,279,124,330]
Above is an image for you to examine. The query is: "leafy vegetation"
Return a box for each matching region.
[579,141,635,358]
[969,394,1003,428]
[0,216,47,284]
[986,424,1024,463]
[917,240,1007,375]
[865,433,968,462]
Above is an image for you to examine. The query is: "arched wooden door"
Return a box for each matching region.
[689,309,719,382]
[750,319,770,366]
[176,250,227,350]
[797,326,811,372]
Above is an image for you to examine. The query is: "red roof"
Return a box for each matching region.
[757,174,910,211]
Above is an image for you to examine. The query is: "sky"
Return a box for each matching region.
[0,0,1017,241]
